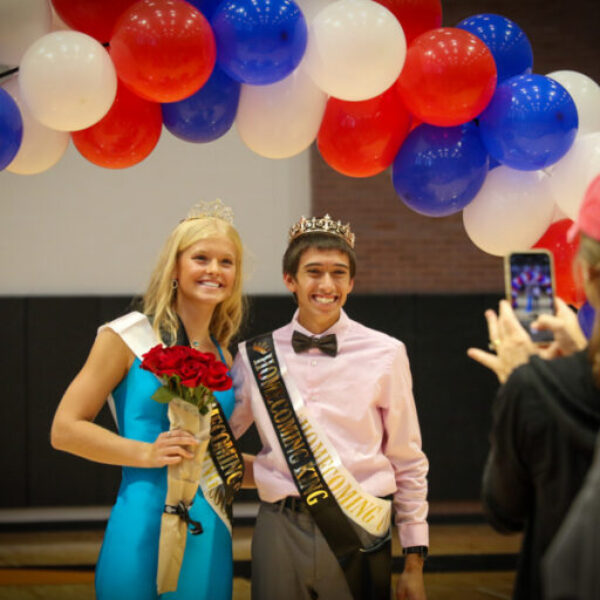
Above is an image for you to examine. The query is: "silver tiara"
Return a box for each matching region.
[183,199,234,224]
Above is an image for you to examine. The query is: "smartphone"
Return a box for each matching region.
[504,250,555,343]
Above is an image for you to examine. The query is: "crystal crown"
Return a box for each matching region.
[183,199,234,224]
[288,214,355,248]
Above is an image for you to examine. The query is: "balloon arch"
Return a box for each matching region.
[1,0,600,307]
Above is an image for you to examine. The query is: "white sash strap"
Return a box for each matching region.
[99,311,232,534]
[241,341,392,538]
[98,311,159,360]
[98,311,159,427]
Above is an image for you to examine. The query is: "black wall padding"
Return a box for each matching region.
[0,294,500,507]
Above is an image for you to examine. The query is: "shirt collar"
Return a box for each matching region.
[291,309,351,347]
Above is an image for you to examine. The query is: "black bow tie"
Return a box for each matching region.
[291,330,337,357]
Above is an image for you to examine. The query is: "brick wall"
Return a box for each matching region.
[312,0,600,293]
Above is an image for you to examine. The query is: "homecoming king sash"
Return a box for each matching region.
[244,333,392,600]
[100,312,244,533]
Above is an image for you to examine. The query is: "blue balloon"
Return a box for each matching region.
[392,122,490,217]
[186,0,222,21]
[162,66,240,143]
[0,88,23,171]
[489,155,501,170]
[479,74,578,171]
[578,301,595,340]
[211,0,307,85]
[456,14,533,82]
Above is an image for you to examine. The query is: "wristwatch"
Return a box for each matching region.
[402,546,428,559]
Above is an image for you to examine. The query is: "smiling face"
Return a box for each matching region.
[174,235,237,308]
[284,247,354,333]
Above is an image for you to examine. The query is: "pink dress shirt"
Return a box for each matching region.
[230,309,429,548]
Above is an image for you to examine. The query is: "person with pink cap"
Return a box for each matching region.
[542,174,600,600]
[467,175,600,600]
[567,174,600,243]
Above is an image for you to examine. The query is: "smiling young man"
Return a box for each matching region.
[230,215,429,600]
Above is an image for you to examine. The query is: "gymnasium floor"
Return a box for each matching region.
[0,502,520,600]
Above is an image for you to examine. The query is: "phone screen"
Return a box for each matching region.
[507,251,555,343]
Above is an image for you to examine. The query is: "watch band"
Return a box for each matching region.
[402,545,428,559]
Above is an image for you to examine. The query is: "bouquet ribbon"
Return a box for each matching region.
[156,397,211,594]
[164,501,203,535]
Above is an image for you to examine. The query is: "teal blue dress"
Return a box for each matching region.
[95,346,234,600]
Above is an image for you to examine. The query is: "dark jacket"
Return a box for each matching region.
[482,350,600,600]
[543,433,600,600]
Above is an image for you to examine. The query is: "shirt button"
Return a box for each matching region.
[311,360,317,367]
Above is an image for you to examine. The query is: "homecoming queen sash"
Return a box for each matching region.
[100,312,243,534]
[244,333,392,600]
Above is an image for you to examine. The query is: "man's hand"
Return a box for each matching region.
[396,554,426,600]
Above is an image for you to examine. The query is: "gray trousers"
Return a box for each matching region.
[251,500,391,600]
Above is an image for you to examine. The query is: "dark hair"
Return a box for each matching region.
[283,233,356,278]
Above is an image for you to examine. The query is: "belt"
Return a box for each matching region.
[275,496,308,513]
[275,493,393,513]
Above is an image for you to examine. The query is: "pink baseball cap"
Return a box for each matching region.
[568,175,600,242]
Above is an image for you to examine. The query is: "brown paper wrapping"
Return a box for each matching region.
[156,396,211,594]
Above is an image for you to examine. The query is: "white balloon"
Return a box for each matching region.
[294,0,333,23]
[463,167,555,256]
[547,70,600,135]
[0,0,52,67]
[236,67,327,159]
[51,7,71,32]
[547,132,600,219]
[19,31,117,132]
[551,203,571,224]
[2,76,69,175]
[302,0,406,101]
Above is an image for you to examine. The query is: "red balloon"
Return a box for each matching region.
[110,0,216,103]
[71,82,162,168]
[373,0,442,46]
[396,27,497,127]
[51,0,138,42]
[534,219,585,308]
[408,115,422,132]
[317,86,411,178]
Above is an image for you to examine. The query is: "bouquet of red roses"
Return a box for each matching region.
[140,344,232,594]
[141,344,232,412]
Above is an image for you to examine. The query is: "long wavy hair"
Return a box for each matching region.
[578,233,600,387]
[142,217,245,350]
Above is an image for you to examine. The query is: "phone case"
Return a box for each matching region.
[504,250,555,343]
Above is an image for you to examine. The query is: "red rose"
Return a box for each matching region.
[203,360,232,391]
[179,356,211,388]
[158,346,189,375]
[188,349,216,364]
[140,344,167,374]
